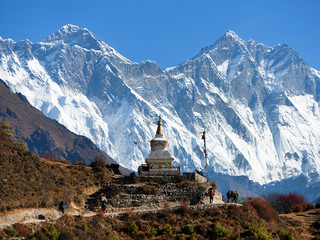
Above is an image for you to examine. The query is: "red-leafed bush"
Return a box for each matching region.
[282,193,306,205]
[266,193,307,213]
[13,223,30,237]
[287,202,315,213]
[247,198,278,223]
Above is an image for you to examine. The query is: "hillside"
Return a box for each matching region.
[0,79,127,171]
[0,126,113,211]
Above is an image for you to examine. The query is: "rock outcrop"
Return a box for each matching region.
[85,177,223,211]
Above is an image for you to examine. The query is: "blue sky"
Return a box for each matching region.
[1,0,319,70]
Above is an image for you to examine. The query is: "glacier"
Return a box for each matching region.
[0,25,320,200]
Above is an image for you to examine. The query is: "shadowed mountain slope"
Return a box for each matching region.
[0,79,127,174]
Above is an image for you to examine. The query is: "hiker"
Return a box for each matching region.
[59,201,66,215]
[208,187,214,203]
[197,190,204,204]
[233,191,239,203]
[226,191,231,203]
[101,196,107,211]
[230,190,234,203]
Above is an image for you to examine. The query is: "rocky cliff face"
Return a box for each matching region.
[0,25,320,201]
[0,79,126,173]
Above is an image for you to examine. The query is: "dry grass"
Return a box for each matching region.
[279,208,320,240]
[0,134,113,212]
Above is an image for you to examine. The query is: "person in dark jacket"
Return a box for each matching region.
[208,187,214,203]
[101,196,107,211]
[226,191,231,203]
[59,201,66,215]
[233,191,239,203]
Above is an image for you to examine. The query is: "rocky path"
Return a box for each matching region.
[0,207,93,228]
[0,202,230,228]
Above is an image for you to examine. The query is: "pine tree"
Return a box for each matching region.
[17,138,28,151]
[0,120,13,139]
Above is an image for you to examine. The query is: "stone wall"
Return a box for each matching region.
[138,175,183,183]
[99,181,223,209]
[182,172,196,181]
[183,172,208,183]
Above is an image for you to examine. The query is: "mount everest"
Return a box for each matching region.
[0,25,320,201]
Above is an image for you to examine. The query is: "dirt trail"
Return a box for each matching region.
[0,207,93,228]
[0,202,230,228]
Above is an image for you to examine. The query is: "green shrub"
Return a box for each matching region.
[80,222,89,231]
[0,120,13,138]
[129,221,138,235]
[17,138,28,151]
[212,222,231,238]
[58,229,75,240]
[45,225,60,240]
[6,227,18,237]
[32,230,48,240]
[163,224,172,235]
[107,233,119,240]
[242,202,251,212]
[278,227,294,240]
[149,228,157,237]
[183,224,194,235]
[242,220,273,240]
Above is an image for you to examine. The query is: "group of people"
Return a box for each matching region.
[196,187,215,204]
[198,189,239,204]
[226,190,239,203]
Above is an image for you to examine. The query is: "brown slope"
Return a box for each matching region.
[0,79,128,174]
[0,130,113,211]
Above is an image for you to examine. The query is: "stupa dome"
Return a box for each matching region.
[145,116,174,164]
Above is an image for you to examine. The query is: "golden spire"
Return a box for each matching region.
[156,115,163,135]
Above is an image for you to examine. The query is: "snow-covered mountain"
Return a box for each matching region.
[1,25,320,200]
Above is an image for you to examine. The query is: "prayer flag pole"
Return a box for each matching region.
[202,130,209,181]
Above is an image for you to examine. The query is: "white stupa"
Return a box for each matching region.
[138,116,180,176]
[145,116,174,166]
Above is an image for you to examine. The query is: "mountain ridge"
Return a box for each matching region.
[0,25,319,201]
